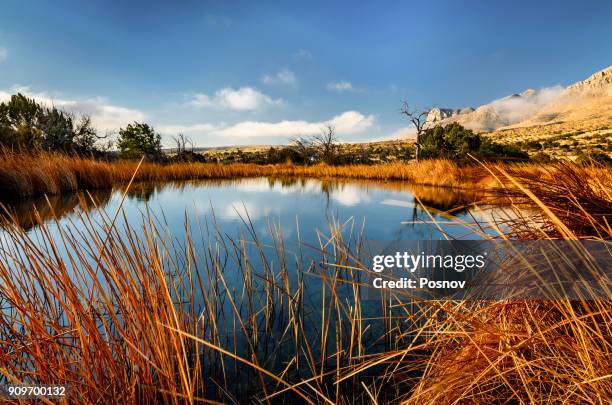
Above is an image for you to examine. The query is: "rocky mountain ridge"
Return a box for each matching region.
[427,65,612,134]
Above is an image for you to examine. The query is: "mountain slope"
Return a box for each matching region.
[427,66,612,136]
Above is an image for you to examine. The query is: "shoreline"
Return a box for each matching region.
[2,151,596,200]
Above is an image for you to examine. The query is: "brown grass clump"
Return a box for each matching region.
[71,157,114,189]
[107,158,489,187]
[28,167,60,195]
[495,161,612,238]
[394,162,612,404]
[403,299,611,404]
[0,165,33,197]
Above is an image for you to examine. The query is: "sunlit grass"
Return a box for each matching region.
[1,150,501,198]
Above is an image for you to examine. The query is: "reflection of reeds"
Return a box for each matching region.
[3,176,494,229]
[0,189,113,230]
[0,159,609,403]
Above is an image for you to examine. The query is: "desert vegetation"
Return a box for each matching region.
[3,148,610,201]
[3,89,608,207]
[418,122,528,161]
[0,161,609,403]
[0,93,108,155]
[490,124,612,162]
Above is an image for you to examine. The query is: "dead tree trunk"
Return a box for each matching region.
[400,102,428,162]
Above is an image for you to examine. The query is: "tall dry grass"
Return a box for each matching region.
[496,162,612,238]
[0,158,609,403]
[0,151,493,199]
[0,193,397,403]
[396,161,612,403]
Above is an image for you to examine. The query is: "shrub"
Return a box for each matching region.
[526,141,543,150]
[530,152,555,163]
[117,123,163,161]
[420,123,528,161]
[0,93,102,154]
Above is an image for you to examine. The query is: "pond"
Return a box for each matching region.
[3,177,495,242]
[0,177,509,399]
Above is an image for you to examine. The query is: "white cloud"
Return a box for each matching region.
[81,100,147,132]
[215,111,375,138]
[329,111,375,133]
[488,86,564,124]
[188,86,283,111]
[293,49,312,61]
[0,86,146,132]
[158,111,375,141]
[156,123,219,135]
[377,127,416,141]
[188,94,214,108]
[261,68,297,85]
[327,81,361,93]
[0,47,7,63]
[331,185,370,206]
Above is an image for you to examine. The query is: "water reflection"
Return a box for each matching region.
[1,189,113,231]
[1,178,492,239]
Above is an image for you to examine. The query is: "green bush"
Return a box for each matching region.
[0,93,100,154]
[117,123,163,161]
[419,123,528,161]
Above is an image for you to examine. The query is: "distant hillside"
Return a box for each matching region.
[426,66,612,136]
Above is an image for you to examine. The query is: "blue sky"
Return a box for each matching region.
[1,0,610,146]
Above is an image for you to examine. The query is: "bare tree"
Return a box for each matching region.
[312,124,338,164]
[73,114,108,154]
[171,133,193,154]
[288,124,338,164]
[187,135,194,152]
[400,101,428,161]
[288,134,313,163]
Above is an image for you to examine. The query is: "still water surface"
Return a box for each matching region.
[1,177,502,393]
[5,177,493,242]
